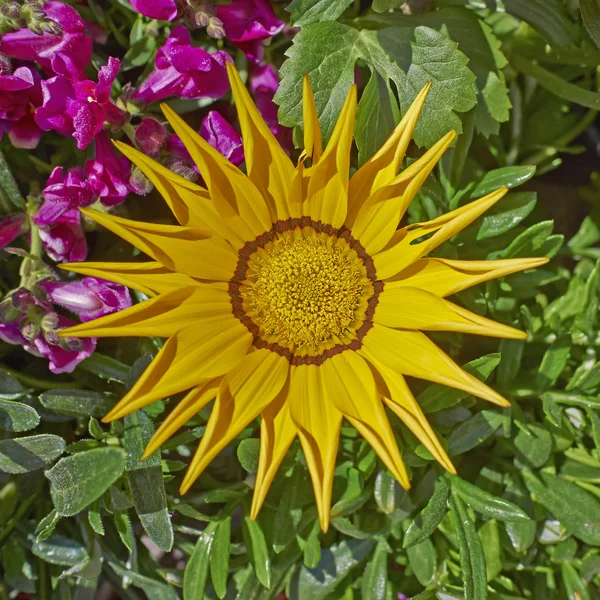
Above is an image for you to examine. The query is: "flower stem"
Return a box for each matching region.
[0,366,80,390]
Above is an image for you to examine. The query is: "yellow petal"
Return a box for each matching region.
[385,257,550,298]
[162,103,272,239]
[288,364,343,532]
[374,188,509,280]
[302,74,323,163]
[80,208,238,282]
[347,82,431,226]
[180,349,289,493]
[226,62,295,222]
[360,324,510,408]
[351,130,456,255]
[303,85,357,227]
[60,286,232,338]
[322,352,409,488]
[375,286,527,339]
[250,384,297,520]
[102,320,252,422]
[59,261,203,297]
[142,378,221,459]
[373,362,454,473]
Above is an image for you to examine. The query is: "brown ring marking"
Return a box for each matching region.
[229,218,382,365]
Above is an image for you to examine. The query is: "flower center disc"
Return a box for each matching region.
[229,219,382,365]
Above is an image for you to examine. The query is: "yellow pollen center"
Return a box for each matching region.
[241,230,371,351]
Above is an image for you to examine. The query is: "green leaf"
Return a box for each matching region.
[497,338,524,388]
[39,390,115,418]
[471,192,537,241]
[447,410,504,455]
[360,540,388,600]
[88,499,104,535]
[114,509,134,552]
[535,335,571,391]
[0,399,40,432]
[522,470,600,545]
[0,371,28,400]
[30,532,88,567]
[210,516,231,599]
[273,465,305,552]
[242,509,271,588]
[581,0,600,49]
[504,0,577,46]
[277,22,475,148]
[419,354,501,413]
[287,0,353,27]
[0,434,65,474]
[374,469,402,514]
[404,477,450,548]
[449,493,488,600]
[110,562,179,600]
[79,352,129,383]
[124,409,173,552]
[46,447,126,516]
[448,474,530,522]
[183,522,217,600]
[499,221,563,259]
[237,438,260,473]
[355,70,400,165]
[0,149,25,209]
[561,562,591,600]
[122,36,157,70]
[304,519,322,568]
[479,520,503,581]
[289,539,375,600]
[470,166,536,198]
[1,537,35,593]
[407,538,437,586]
[35,509,61,543]
[513,423,553,468]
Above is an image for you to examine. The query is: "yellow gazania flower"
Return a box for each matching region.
[61,63,548,531]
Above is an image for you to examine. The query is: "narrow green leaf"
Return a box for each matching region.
[0,434,65,474]
[360,540,388,600]
[535,335,571,391]
[504,0,576,46]
[449,493,488,600]
[406,538,437,586]
[39,390,115,418]
[242,509,272,588]
[183,522,217,600]
[542,391,600,410]
[404,477,450,548]
[581,0,600,49]
[304,519,322,569]
[273,465,305,552]
[513,423,553,468]
[561,562,591,600]
[88,499,104,535]
[473,192,537,241]
[449,474,530,522]
[447,410,504,455]
[470,166,536,198]
[374,469,401,514]
[479,520,503,581]
[497,339,524,388]
[0,399,40,432]
[30,532,88,567]
[35,509,60,543]
[210,516,231,599]
[500,221,563,259]
[522,470,600,545]
[79,353,130,383]
[46,447,126,516]
[124,409,173,552]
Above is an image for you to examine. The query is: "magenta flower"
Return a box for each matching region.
[42,277,132,323]
[199,111,244,166]
[35,167,95,227]
[0,213,27,249]
[130,0,177,21]
[249,64,292,151]
[85,132,132,206]
[217,0,284,62]
[0,64,43,149]
[133,26,231,105]
[35,57,126,150]
[135,117,168,158]
[0,1,92,78]
[38,209,88,263]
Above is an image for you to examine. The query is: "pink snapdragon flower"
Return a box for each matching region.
[135,118,168,158]
[0,1,92,78]
[217,0,284,62]
[38,209,88,263]
[0,64,43,149]
[35,57,126,150]
[133,26,231,105]
[0,213,27,249]
[130,0,178,20]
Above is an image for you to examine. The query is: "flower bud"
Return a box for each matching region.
[128,166,154,195]
[21,320,39,341]
[0,52,11,76]
[11,288,35,311]
[135,118,167,158]
[41,20,63,36]
[1,3,21,20]
[164,158,198,182]
[207,16,225,40]
[40,312,59,332]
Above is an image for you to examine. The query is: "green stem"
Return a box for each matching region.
[19,202,43,289]
[0,484,40,547]
[0,366,79,390]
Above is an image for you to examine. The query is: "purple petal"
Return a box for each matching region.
[72,103,100,149]
[96,57,120,102]
[200,111,244,166]
[0,213,26,249]
[130,0,178,21]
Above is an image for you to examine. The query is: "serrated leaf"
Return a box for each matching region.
[522,470,600,545]
[288,0,353,27]
[404,477,450,548]
[289,539,375,600]
[124,409,173,552]
[46,447,126,516]
[39,389,115,418]
[114,509,134,552]
[0,399,40,432]
[277,22,475,148]
[0,434,65,474]
[448,474,530,522]
[210,516,231,599]
[449,493,488,600]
